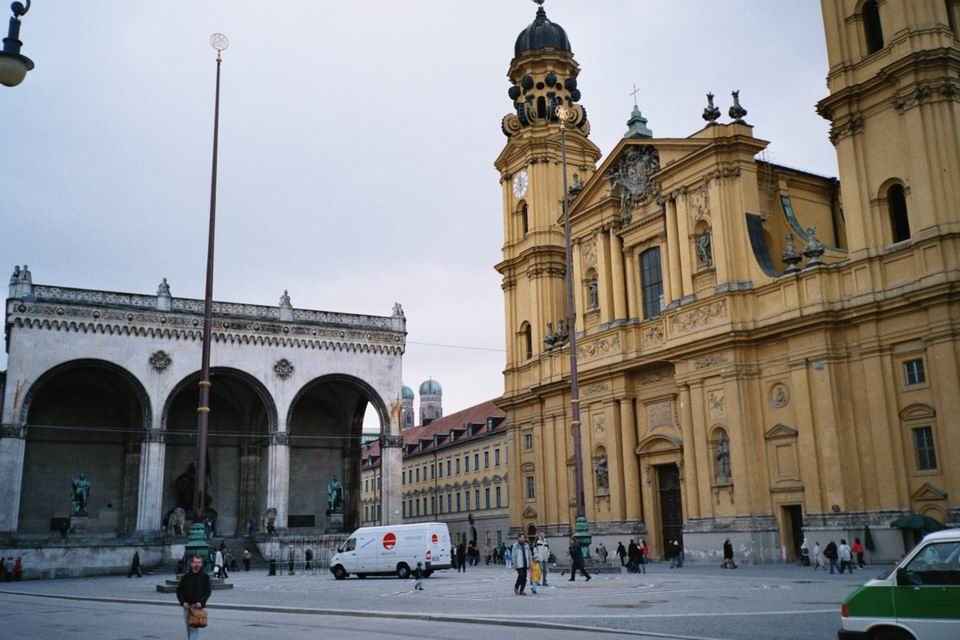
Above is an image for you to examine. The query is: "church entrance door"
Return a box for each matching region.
[656,464,683,559]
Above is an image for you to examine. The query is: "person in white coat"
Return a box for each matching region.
[533,532,551,587]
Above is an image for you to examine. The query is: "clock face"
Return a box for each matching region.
[512,170,529,199]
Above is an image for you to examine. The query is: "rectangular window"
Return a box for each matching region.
[904,359,926,386]
[526,475,535,499]
[464,455,469,473]
[416,467,421,483]
[495,448,501,466]
[455,458,460,474]
[640,247,664,319]
[415,499,420,516]
[447,459,452,476]
[474,453,480,470]
[430,496,435,514]
[465,491,470,510]
[485,487,490,509]
[524,433,533,450]
[496,486,502,507]
[437,495,442,514]
[402,470,406,485]
[475,489,480,510]
[456,492,461,512]
[914,426,938,470]
[484,450,490,468]
[403,502,407,518]
[447,493,453,513]
[430,464,435,480]
[438,462,443,478]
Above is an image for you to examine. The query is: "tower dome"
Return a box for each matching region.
[514,3,571,59]
[401,385,415,400]
[419,379,442,396]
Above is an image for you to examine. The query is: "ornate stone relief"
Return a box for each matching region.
[708,390,725,419]
[269,432,290,446]
[607,146,661,226]
[695,354,728,369]
[688,183,709,222]
[582,381,609,396]
[770,383,790,408]
[273,358,295,380]
[670,299,728,336]
[577,334,621,363]
[593,415,606,435]
[582,236,598,270]
[646,400,675,429]
[149,350,172,373]
[637,366,673,385]
[642,323,665,347]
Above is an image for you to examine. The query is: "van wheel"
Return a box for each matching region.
[356,573,367,579]
[873,630,914,640]
[332,565,347,580]
[396,563,410,579]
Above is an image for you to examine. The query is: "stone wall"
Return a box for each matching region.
[0,538,183,580]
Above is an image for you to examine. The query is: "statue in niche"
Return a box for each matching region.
[697,229,713,266]
[71,473,91,515]
[594,455,609,489]
[587,277,599,309]
[327,476,344,513]
[715,432,731,481]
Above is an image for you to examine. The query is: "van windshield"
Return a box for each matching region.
[901,541,960,586]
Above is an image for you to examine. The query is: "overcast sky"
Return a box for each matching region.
[2,1,836,427]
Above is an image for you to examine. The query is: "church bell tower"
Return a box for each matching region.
[495,1,601,384]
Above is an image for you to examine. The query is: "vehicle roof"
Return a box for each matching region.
[921,529,959,541]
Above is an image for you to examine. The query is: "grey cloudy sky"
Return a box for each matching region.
[3,1,836,426]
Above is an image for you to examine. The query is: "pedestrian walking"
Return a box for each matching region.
[597,543,608,564]
[616,541,627,567]
[799,537,810,566]
[243,548,251,572]
[838,539,853,574]
[640,539,649,574]
[13,557,23,582]
[568,537,591,582]
[852,537,865,568]
[813,540,825,571]
[511,533,533,595]
[128,550,143,578]
[305,548,314,573]
[824,539,839,574]
[722,538,738,569]
[457,542,467,572]
[533,531,550,586]
[213,548,225,579]
[484,543,492,565]
[177,555,211,639]
[504,545,513,569]
[413,562,424,591]
[287,548,295,575]
[627,539,640,572]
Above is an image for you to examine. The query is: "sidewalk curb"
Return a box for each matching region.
[0,588,724,640]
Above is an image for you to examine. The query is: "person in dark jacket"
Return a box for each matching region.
[627,540,640,573]
[616,542,627,566]
[722,539,737,569]
[823,540,839,575]
[177,555,212,639]
[128,551,143,578]
[568,537,591,582]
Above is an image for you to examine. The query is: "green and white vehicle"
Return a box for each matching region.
[838,529,960,640]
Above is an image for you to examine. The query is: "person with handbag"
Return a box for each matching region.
[177,554,211,639]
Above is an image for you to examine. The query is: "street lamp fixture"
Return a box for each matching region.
[556,104,591,555]
[0,0,34,87]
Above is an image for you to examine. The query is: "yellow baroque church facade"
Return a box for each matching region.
[496,0,960,563]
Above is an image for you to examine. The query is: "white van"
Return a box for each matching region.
[329,522,452,579]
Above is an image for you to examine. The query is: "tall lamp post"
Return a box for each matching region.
[556,104,590,555]
[0,0,34,87]
[185,33,228,562]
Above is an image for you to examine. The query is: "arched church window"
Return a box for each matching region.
[520,322,533,360]
[887,183,910,243]
[521,203,529,237]
[536,96,546,120]
[862,0,884,54]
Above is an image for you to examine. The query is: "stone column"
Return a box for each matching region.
[267,432,290,529]
[619,398,642,522]
[379,409,404,525]
[0,425,27,532]
[135,431,166,532]
[666,198,683,304]
[609,231,627,322]
[597,232,612,325]
[678,384,700,519]
[624,248,638,320]
[572,241,585,334]
[659,236,673,308]
[675,194,695,302]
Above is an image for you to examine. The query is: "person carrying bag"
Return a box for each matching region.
[177,554,212,638]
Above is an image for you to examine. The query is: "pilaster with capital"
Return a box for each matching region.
[609,231,627,321]
[0,424,27,532]
[267,431,290,529]
[665,198,683,305]
[136,429,166,531]
[618,398,642,521]
[678,385,700,519]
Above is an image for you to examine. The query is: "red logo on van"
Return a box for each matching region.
[383,532,397,549]
[431,534,439,544]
